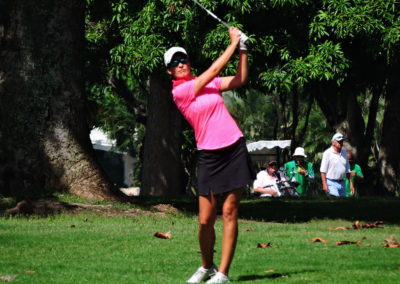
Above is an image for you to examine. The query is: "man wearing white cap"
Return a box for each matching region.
[284,147,314,196]
[320,133,354,197]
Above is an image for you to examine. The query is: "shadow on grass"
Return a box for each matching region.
[137,195,400,224]
[237,273,287,281]
[237,269,316,281]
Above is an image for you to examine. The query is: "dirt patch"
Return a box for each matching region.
[150,203,180,214]
[2,200,180,218]
[68,203,169,218]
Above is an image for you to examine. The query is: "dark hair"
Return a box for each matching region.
[266,161,277,167]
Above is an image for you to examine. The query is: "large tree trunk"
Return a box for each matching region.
[379,67,400,194]
[141,74,186,196]
[0,0,124,201]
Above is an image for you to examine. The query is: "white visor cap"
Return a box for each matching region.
[164,47,188,67]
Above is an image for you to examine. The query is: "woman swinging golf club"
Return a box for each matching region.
[164,27,253,283]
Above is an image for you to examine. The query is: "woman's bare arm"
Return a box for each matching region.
[220,50,248,92]
[194,27,240,95]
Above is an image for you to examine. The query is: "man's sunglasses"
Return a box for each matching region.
[169,57,189,67]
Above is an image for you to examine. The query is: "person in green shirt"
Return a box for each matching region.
[345,151,364,197]
[284,147,314,196]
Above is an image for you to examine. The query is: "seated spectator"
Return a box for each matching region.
[284,147,314,196]
[253,160,281,197]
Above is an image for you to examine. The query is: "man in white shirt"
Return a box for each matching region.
[320,133,355,197]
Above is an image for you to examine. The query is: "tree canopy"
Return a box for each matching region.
[1,0,399,199]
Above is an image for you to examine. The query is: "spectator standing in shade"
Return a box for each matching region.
[345,151,364,197]
[320,133,354,197]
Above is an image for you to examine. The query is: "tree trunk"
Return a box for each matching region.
[0,0,124,201]
[141,74,186,196]
[271,92,279,140]
[313,81,381,195]
[313,81,370,155]
[290,90,299,150]
[379,68,400,194]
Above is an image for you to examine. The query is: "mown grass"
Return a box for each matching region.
[1,196,400,283]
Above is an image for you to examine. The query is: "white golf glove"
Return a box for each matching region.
[239,31,248,51]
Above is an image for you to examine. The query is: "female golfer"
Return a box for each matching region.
[164,27,253,283]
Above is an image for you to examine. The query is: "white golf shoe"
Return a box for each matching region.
[206,272,230,283]
[187,264,218,283]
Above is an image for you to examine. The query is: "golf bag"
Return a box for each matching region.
[275,168,299,197]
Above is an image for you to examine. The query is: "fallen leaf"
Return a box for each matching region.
[0,274,17,282]
[312,237,328,244]
[330,221,384,230]
[336,237,366,246]
[242,227,254,231]
[362,221,384,229]
[257,242,273,248]
[329,226,348,230]
[382,236,400,248]
[264,269,275,273]
[382,243,400,248]
[25,270,35,274]
[154,231,171,239]
[385,235,397,243]
[336,240,356,245]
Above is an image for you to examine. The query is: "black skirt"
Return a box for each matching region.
[197,137,256,196]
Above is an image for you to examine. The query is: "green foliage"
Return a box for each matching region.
[83,0,400,192]
[88,84,141,156]
[300,103,331,166]
[311,0,400,64]
[223,90,275,141]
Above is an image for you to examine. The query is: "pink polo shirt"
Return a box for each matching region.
[172,77,242,150]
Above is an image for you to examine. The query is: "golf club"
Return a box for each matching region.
[191,0,249,45]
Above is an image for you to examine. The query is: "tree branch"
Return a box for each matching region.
[108,74,147,125]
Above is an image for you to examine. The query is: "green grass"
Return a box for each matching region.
[1,197,400,283]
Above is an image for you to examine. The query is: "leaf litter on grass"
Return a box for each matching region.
[312,237,328,244]
[382,235,400,248]
[336,236,369,246]
[311,221,398,247]
[154,231,171,239]
[256,242,274,248]
[329,220,384,230]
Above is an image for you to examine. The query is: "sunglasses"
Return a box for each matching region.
[169,57,189,67]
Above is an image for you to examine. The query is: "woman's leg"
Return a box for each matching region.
[219,187,243,276]
[198,192,217,268]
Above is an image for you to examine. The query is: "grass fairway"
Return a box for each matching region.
[1,197,400,283]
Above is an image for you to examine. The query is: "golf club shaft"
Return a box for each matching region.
[191,0,249,45]
[191,0,230,29]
